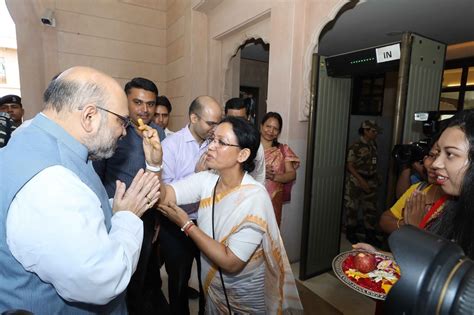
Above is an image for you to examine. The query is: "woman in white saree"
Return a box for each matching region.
[158,117,303,314]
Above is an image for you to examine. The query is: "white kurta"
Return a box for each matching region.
[6,165,143,305]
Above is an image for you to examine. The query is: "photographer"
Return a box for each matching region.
[395,159,425,199]
[392,138,432,198]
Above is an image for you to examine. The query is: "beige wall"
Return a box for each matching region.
[166,0,188,129]
[7,0,167,120]
[165,0,211,130]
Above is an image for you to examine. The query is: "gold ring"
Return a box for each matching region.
[146,196,152,203]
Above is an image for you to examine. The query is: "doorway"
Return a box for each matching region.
[226,38,269,126]
[301,14,447,280]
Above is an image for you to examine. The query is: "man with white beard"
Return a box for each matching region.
[0,66,162,314]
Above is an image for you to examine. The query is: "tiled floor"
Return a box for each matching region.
[291,263,375,314]
[160,234,375,314]
[290,235,375,315]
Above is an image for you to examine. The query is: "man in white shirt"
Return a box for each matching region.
[160,95,222,314]
[0,67,162,314]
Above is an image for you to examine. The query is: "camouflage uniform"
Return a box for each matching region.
[344,136,378,230]
[0,112,16,148]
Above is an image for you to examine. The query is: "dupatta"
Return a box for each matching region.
[197,174,303,314]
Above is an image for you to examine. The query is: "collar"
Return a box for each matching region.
[34,113,89,163]
[183,124,208,147]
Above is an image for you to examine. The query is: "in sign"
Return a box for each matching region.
[376,44,401,63]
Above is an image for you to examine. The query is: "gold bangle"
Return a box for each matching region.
[397,218,404,229]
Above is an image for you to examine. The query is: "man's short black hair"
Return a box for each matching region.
[124,77,158,96]
[156,96,172,113]
[224,98,249,117]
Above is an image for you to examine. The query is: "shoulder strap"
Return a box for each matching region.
[416,181,429,191]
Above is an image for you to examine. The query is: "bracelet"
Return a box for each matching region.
[145,161,162,172]
[397,218,404,229]
[181,220,193,232]
[184,222,195,236]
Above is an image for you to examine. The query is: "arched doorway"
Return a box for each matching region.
[225,38,269,125]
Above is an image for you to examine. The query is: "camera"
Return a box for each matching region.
[392,139,430,166]
[385,226,474,315]
[40,9,56,27]
[392,111,454,166]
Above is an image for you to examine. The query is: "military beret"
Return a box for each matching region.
[0,94,22,107]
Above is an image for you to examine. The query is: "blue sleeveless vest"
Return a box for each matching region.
[0,114,126,314]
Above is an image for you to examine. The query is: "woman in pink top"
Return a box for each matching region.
[260,112,300,227]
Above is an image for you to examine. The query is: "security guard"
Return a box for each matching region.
[0,94,24,127]
[344,120,381,245]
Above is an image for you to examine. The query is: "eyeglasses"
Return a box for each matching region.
[208,136,240,148]
[195,113,220,127]
[96,106,131,128]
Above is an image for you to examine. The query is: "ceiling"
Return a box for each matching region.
[319,0,474,57]
[240,0,474,62]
